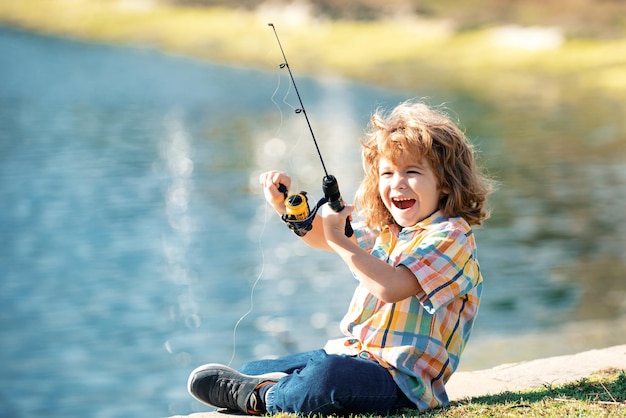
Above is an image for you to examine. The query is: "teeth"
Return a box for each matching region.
[392,197,415,210]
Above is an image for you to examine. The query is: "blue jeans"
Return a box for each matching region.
[239,349,415,415]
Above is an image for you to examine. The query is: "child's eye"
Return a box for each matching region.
[379,171,393,177]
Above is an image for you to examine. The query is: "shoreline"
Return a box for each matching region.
[445,344,626,400]
[458,314,626,371]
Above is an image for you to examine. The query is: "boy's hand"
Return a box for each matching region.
[320,203,354,244]
[259,171,291,215]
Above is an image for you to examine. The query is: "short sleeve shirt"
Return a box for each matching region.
[323,210,483,411]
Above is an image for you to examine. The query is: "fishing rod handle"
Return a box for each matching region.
[322,175,354,238]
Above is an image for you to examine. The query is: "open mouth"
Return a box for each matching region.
[392,198,416,210]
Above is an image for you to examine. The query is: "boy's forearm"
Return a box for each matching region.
[297,216,333,251]
[327,237,423,303]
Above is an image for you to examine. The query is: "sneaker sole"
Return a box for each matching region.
[187,363,288,409]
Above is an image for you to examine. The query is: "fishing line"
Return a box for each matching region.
[227,199,270,367]
[269,62,304,192]
[228,24,354,366]
[269,64,286,134]
[227,43,303,367]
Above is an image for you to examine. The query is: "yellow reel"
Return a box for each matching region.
[284,192,309,221]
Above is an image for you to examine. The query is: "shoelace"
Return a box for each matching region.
[211,376,243,410]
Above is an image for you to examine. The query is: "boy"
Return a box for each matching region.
[188,101,493,415]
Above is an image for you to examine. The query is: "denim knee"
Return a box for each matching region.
[238,350,323,376]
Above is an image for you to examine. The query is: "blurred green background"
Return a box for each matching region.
[2,0,626,99]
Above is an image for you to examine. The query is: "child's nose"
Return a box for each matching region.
[392,174,406,189]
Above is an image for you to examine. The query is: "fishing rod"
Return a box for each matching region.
[268,23,353,237]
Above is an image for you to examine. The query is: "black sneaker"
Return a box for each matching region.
[187,363,287,415]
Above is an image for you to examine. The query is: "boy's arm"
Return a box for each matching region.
[298,215,332,251]
[320,205,423,303]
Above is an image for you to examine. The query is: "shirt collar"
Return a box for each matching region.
[384,210,445,236]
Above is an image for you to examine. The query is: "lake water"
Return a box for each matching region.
[1,26,624,417]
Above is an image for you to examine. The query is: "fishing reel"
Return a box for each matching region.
[284,192,310,221]
[278,184,316,236]
[277,178,353,238]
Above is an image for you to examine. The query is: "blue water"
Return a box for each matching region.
[0,27,404,417]
[1,26,625,417]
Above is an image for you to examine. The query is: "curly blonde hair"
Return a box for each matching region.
[355,100,494,229]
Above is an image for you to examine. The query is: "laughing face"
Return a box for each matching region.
[378,156,443,227]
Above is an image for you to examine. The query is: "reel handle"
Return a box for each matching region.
[322,175,354,238]
[277,183,289,199]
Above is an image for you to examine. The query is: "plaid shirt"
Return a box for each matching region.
[324,210,483,411]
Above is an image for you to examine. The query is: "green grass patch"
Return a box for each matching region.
[270,369,626,417]
[432,368,626,418]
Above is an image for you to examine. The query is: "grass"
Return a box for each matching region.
[426,368,626,418]
[271,369,626,417]
[1,0,626,105]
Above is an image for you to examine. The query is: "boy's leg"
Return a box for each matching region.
[266,350,414,415]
